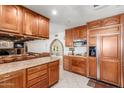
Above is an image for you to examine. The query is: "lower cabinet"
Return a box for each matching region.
[49,61,59,86]
[63,55,87,76]
[71,57,87,76]
[0,70,26,88]
[26,64,49,88]
[88,57,97,79]
[0,60,59,88]
[63,56,71,71]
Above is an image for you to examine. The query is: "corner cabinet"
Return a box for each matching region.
[23,8,39,36]
[0,70,26,88]
[0,5,23,34]
[49,61,59,86]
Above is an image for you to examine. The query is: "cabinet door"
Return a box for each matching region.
[71,57,86,76]
[89,37,96,46]
[99,34,121,86]
[65,30,73,47]
[63,56,70,71]
[49,61,59,86]
[88,57,97,79]
[88,20,102,29]
[0,70,26,88]
[102,15,120,26]
[79,26,87,39]
[0,5,22,33]
[38,16,49,38]
[73,28,79,40]
[23,8,38,36]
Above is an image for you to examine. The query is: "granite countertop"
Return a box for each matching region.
[0,57,60,75]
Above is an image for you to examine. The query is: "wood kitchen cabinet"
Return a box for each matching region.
[71,57,87,76]
[65,25,87,47]
[89,37,96,46]
[88,15,120,29]
[0,5,22,34]
[49,61,59,86]
[88,57,97,79]
[0,70,26,88]
[63,56,87,76]
[23,8,39,36]
[73,28,80,40]
[0,5,50,39]
[87,20,102,29]
[38,16,49,38]
[102,15,120,26]
[79,25,87,39]
[26,64,49,88]
[63,55,71,71]
[65,29,73,47]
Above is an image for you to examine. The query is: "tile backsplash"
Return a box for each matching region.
[64,47,87,55]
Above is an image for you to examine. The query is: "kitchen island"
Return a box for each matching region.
[0,57,60,88]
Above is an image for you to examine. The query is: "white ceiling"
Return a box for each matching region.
[24,5,124,28]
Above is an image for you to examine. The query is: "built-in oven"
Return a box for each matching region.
[89,46,96,57]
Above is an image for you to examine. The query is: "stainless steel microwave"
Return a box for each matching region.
[73,40,87,47]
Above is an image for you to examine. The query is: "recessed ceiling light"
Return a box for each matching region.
[52,10,57,15]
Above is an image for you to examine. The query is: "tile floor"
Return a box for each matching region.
[52,60,91,88]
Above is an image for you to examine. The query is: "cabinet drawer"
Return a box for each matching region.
[27,74,48,87]
[0,70,24,81]
[30,78,48,88]
[27,64,47,75]
[102,16,120,26]
[27,69,47,81]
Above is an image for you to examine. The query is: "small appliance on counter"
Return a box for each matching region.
[14,42,25,55]
[69,48,75,55]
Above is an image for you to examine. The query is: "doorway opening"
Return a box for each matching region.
[50,39,64,56]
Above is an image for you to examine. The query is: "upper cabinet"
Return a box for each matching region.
[79,25,87,39]
[23,8,39,36]
[65,25,87,47]
[88,15,120,29]
[87,20,102,29]
[65,29,73,47]
[0,5,22,34]
[0,5,49,39]
[38,16,49,38]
